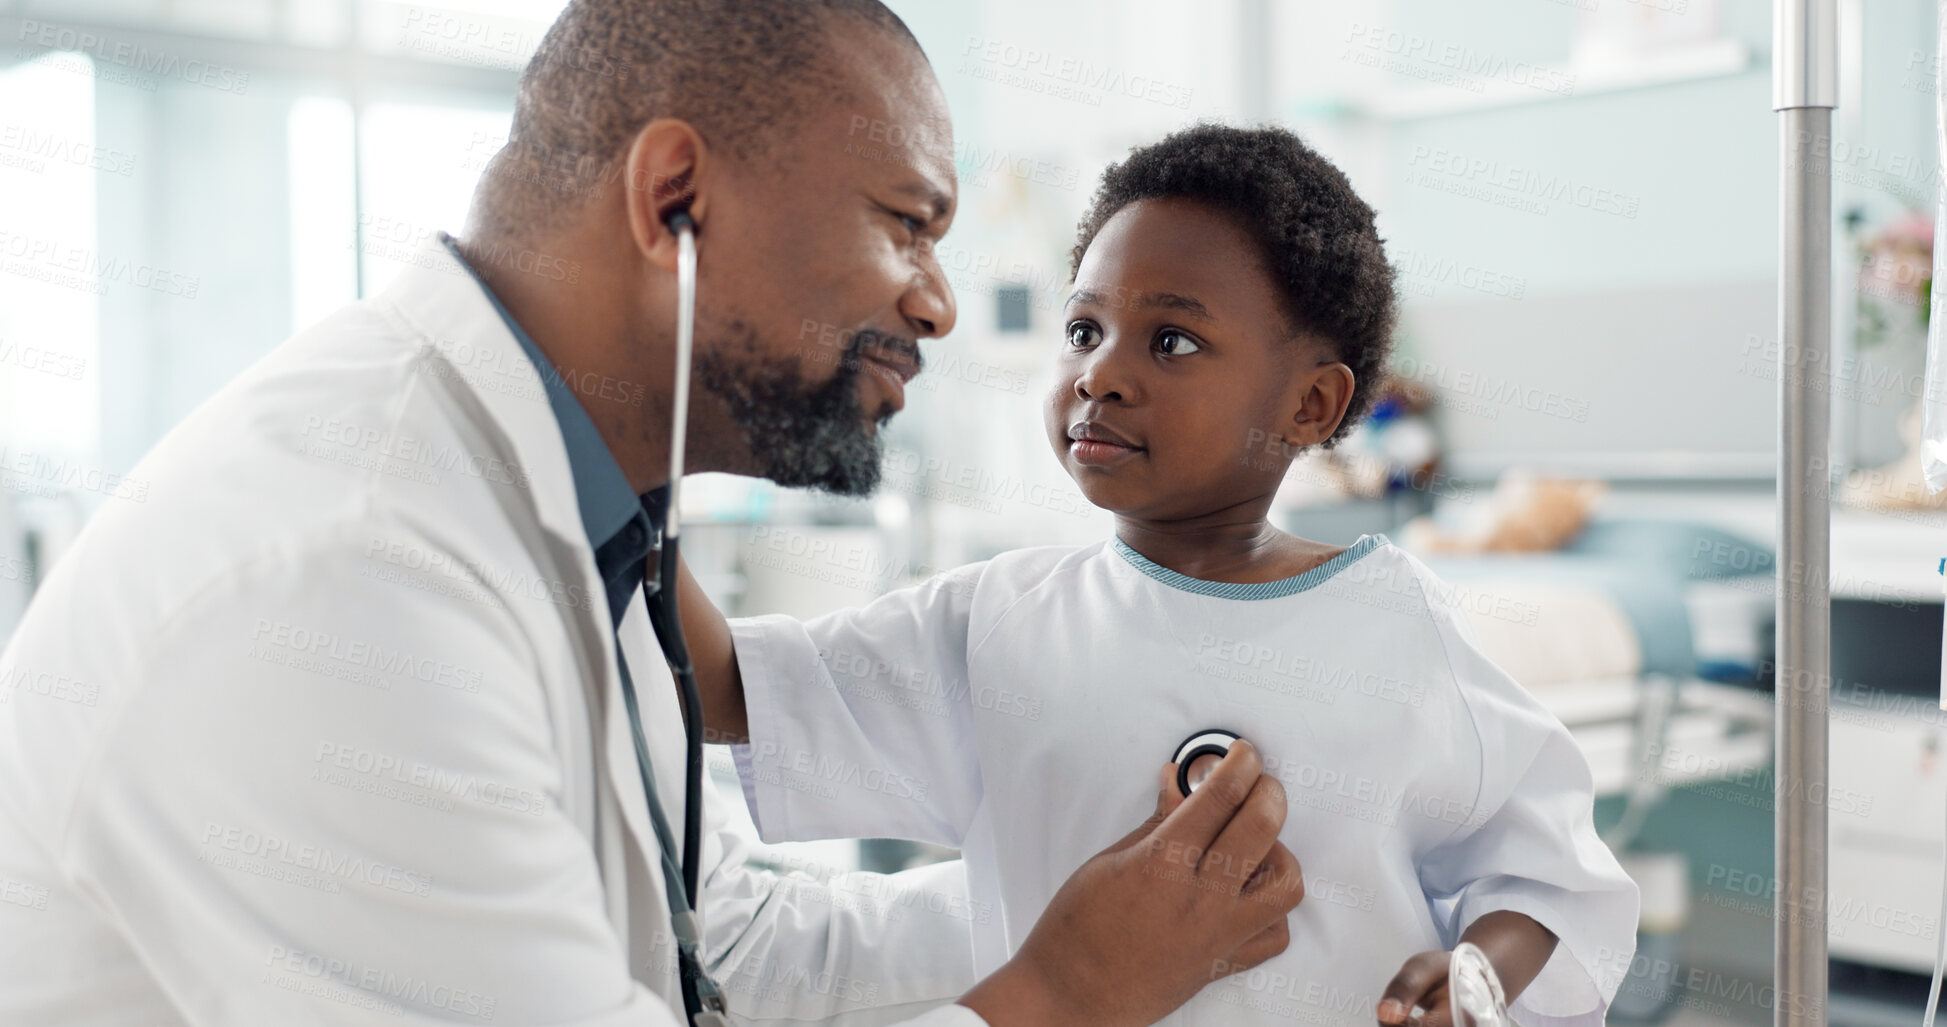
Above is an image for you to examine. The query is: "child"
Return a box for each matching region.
[687,124,1637,1026]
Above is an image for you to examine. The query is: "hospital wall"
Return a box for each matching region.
[1381,0,1936,477]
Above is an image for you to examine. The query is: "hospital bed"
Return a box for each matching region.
[1418,517,1777,821]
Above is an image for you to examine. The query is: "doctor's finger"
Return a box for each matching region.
[1238,839,1305,913]
[1103,763,1185,854]
[1156,761,1187,817]
[1200,772,1289,892]
[1220,914,1291,971]
[1151,739,1265,854]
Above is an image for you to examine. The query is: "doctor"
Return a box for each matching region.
[0,0,1305,1024]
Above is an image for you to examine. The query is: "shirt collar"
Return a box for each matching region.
[441,234,645,553]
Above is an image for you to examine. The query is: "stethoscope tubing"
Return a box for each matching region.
[637,209,726,1024]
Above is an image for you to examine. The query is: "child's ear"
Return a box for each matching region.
[1286,360,1356,450]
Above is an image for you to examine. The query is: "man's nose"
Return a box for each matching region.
[901,250,957,339]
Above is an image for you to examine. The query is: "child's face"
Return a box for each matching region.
[1044,198,1349,521]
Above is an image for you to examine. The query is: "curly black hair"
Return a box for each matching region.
[1069,123,1397,449]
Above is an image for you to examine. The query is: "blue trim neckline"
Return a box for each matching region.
[1112,534,1387,599]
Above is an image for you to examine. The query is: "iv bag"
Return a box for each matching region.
[1923,2,1947,493]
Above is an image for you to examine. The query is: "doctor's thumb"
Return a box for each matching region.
[1155,762,1187,817]
[1105,764,1183,854]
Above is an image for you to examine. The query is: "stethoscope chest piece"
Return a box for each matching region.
[1172,728,1242,798]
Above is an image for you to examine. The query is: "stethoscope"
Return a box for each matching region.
[619,208,729,1026]
[1172,728,1241,798]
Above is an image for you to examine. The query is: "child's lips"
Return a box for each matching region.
[1069,438,1144,466]
[1065,420,1145,467]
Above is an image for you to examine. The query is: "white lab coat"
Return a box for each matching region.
[730,539,1641,1027]
[0,238,983,1027]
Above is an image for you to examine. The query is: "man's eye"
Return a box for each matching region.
[1066,322,1100,348]
[897,212,926,235]
[1157,329,1202,355]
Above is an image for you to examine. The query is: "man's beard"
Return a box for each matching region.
[695,322,915,497]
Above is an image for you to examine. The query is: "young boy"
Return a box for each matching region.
[683,125,1637,1026]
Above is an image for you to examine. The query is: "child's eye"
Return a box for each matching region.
[1066,322,1101,349]
[1156,329,1202,355]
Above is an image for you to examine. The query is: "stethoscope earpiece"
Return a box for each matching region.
[1171,728,1242,799]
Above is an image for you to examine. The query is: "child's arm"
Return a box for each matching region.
[678,555,992,849]
[673,552,748,744]
[1375,911,1559,1027]
[1403,572,1640,1025]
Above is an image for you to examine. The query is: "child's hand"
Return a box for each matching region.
[1374,911,1559,1027]
[1375,950,1454,1027]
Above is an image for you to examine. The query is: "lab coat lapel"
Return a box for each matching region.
[375,235,591,588]
[377,236,680,986]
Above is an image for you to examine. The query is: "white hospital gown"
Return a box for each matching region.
[730,535,1639,1027]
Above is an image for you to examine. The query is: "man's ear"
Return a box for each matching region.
[1286,359,1356,450]
[622,118,709,272]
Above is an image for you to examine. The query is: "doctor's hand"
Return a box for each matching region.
[959,740,1305,1027]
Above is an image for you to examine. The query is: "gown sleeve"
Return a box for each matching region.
[1413,581,1641,1027]
[728,562,990,849]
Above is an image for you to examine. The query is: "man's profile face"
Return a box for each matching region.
[689,24,958,497]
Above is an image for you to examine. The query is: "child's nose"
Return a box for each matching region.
[1073,348,1135,403]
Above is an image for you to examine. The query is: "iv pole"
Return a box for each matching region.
[1773,2,1835,1025]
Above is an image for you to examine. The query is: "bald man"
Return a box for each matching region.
[0,2,1304,1025]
